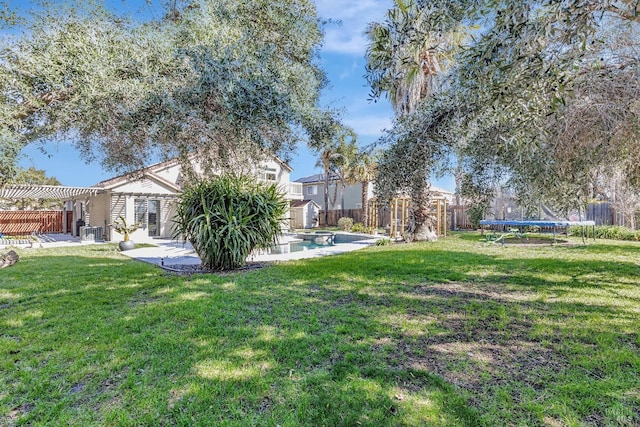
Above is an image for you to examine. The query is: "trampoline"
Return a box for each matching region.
[479,220,596,243]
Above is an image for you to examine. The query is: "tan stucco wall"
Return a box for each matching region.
[97,157,294,241]
[86,192,110,238]
[109,195,178,243]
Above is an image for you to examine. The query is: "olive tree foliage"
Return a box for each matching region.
[0,0,325,183]
[451,1,640,215]
[375,97,456,240]
[594,166,640,229]
[369,0,640,219]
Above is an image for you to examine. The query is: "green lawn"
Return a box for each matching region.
[1,234,639,426]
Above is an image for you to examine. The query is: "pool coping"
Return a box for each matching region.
[120,233,381,267]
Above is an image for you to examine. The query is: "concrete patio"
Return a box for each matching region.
[119,237,377,267]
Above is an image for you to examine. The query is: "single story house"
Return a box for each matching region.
[60,157,303,242]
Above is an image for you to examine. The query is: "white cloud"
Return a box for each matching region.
[315,0,392,55]
[338,60,359,79]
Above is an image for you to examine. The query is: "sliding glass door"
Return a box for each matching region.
[134,199,161,237]
[148,200,160,237]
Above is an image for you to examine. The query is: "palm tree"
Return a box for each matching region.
[314,125,357,225]
[345,151,377,228]
[365,0,457,117]
[333,136,358,218]
[365,0,465,240]
[317,145,340,226]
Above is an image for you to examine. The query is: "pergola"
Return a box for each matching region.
[0,184,105,236]
[0,184,103,200]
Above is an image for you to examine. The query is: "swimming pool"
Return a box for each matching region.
[268,233,376,254]
[289,240,333,252]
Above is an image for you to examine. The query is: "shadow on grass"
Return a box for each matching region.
[253,243,640,425]
[2,240,639,426]
[1,250,476,425]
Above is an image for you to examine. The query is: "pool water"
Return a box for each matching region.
[288,233,374,251]
[289,240,334,252]
[267,233,375,255]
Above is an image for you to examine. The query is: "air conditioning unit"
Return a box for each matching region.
[80,226,103,241]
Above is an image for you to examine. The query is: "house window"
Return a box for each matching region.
[259,167,278,181]
[148,200,160,237]
[307,185,317,196]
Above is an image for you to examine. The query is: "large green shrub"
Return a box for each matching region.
[351,222,367,233]
[172,175,288,270]
[337,217,354,231]
[467,205,485,230]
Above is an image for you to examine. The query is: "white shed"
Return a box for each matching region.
[290,200,321,229]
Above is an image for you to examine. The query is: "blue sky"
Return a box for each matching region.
[17,0,456,191]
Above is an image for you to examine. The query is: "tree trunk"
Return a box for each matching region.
[407,187,437,242]
[361,180,369,228]
[454,164,463,206]
[323,173,330,227]
[0,250,19,269]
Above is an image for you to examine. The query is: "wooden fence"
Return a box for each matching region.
[319,202,638,231]
[587,203,615,226]
[319,205,451,233]
[449,205,474,230]
[318,209,366,227]
[0,210,65,235]
[451,203,637,230]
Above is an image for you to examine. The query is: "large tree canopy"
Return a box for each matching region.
[0,0,326,183]
[369,0,640,216]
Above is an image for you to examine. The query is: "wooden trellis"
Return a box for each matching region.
[433,196,447,237]
[368,197,447,239]
[389,197,409,239]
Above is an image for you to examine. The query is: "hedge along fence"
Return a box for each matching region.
[0,211,64,235]
[568,225,640,241]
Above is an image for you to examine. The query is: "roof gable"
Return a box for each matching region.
[96,154,292,189]
[291,199,321,208]
[94,157,180,188]
[96,170,182,193]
